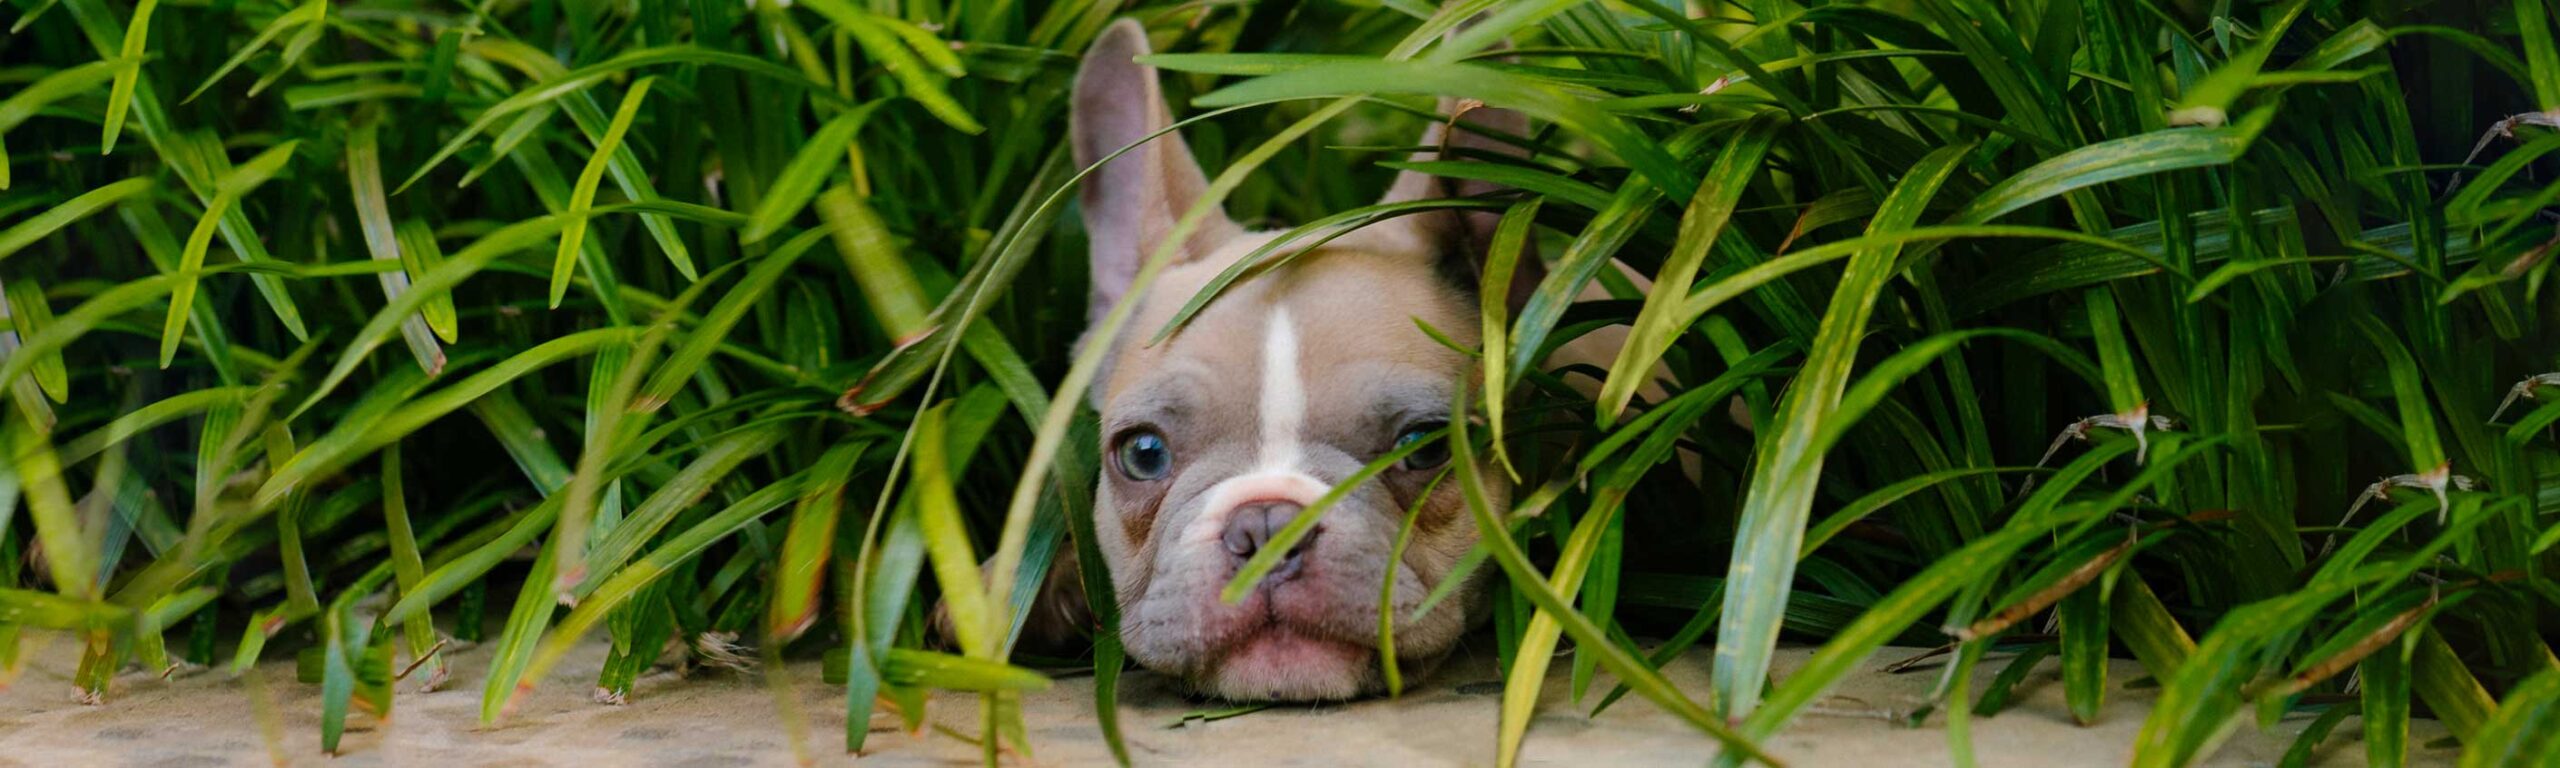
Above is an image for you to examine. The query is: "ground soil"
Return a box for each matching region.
[0,629,2453,766]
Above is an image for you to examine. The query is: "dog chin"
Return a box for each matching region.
[1192,627,1379,701]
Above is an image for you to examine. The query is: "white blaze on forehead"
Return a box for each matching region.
[1172,307,1329,549]
[1258,306,1306,472]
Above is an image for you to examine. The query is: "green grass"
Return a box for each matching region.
[2,0,2559,765]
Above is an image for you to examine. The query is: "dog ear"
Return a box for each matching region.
[1379,99,1532,245]
[1072,20,1242,327]
[1377,98,1542,308]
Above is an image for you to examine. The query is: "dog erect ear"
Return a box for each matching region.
[1377,98,1540,304]
[1073,20,1242,326]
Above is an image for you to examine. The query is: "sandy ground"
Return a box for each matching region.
[0,629,2454,767]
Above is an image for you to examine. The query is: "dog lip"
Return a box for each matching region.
[1238,582,1369,646]
[1205,616,1373,700]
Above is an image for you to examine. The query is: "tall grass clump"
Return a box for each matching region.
[3,0,2559,764]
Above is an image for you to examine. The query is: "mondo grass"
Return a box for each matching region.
[1,1,2558,767]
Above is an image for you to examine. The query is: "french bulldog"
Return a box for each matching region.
[1024,19,1666,703]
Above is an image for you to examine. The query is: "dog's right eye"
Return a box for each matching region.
[1115,430,1172,481]
[1395,421,1452,470]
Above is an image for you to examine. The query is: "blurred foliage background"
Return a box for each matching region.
[3,0,2560,765]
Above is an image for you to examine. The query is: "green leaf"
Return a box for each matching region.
[2351,315,2446,470]
[2462,665,2560,768]
[2086,288,2144,413]
[574,424,792,596]
[2517,0,2560,110]
[1954,117,2270,225]
[797,0,984,134]
[769,440,871,641]
[1446,383,1777,766]
[183,0,324,103]
[242,0,328,98]
[0,62,123,179]
[519,472,806,693]
[99,0,157,155]
[391,219,458,343]
[59,386,253,466]
[380,497,563,628]
[636,228,828,412]
[1596,113,1781,427]
[1750,437,2212,743]
[1191,59,1697,200]
[474,40,695,281]
[551,77,655,309]
[380,442,443,690]
[2168,0,2310,125]
[1051,408,1130,765]
[0,276,175,400]
[3,277,68,403]
[912,404,992,657]
[1715,145,1968,720]
[10,409,94,599]
[162,140,299,368]
[257,327,641,512]
[479,536,556,723]
[0,178,155,264]
[1,59,105,127]
[1479,199,1540,479]
[742,103,884,244]
[1378,469,1449,698]
[881,648,1053,691]
[401,43,846,192]
[818,186,934,340]
[2281,703,2360,768]
[2059,580,2111,725]
[0,587,128,631]
[2359,624,2412,768]
[344,115,444,374]
[1802,466,2035,556]
[298,215,570,416]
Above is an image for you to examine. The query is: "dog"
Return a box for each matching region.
[987,20,1658,702]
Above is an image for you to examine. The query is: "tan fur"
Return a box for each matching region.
[1089,226,1500,700]
[961,20,1626,701]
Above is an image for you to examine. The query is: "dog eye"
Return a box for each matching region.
[1115,430,1173,481]
[1394,422,1450,470]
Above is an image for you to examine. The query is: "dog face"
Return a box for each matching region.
[1071,21,1522,701]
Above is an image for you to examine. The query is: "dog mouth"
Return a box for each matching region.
[1198,609,1375,701]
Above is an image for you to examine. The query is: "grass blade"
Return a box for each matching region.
[344,115,444,375]
[1596,113,1781,426]
[161,140,300,368]
[0,177,155,264]
[742,104,882,244]
[1447,383,1777,766]
[98,0,156,155]
[2461,665,2560,767]
[1715,145,1968,720]
[550,77,656,309]
[1953,116,2270,225]
[2,277,68,403]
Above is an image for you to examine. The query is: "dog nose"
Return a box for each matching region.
[1221,501,1317,581]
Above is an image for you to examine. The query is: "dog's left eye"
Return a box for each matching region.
[1115,430,1173,481]
[1394,422,1451,470]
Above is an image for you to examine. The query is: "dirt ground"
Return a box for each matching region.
[0,628,2453,767]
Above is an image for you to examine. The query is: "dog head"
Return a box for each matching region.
[1071,20,1527,701]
